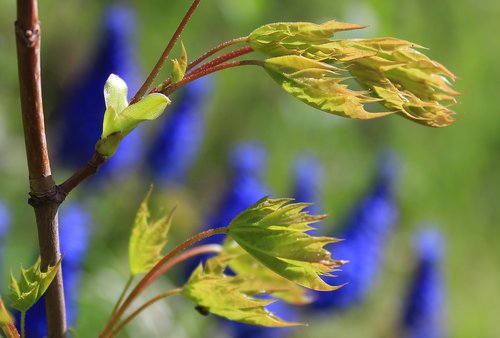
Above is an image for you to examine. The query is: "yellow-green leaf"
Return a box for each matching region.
[264,56,392,120]
[249,20,366,60]
[223,240,312,305]
[183,257,304,327]
[228,197,345,291]
[9,257,61,312]
[171,41,188,83]
[129,188,175,276]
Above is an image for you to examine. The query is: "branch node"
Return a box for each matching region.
[15,21,40,48]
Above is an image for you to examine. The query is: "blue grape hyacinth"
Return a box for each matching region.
[310,152,399,311]
[402,228,445,338]
[19,202,91,337]
[147,77,213,185]
[184,143,268,279]
[292,154,324,235]
[53,5,143,179]
[0,201,11,290]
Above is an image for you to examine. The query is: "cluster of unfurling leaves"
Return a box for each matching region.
[248,20,459,127]
[122,190,344,328]
[93,19,459,163]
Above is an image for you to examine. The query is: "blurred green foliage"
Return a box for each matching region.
[0,0,499,337]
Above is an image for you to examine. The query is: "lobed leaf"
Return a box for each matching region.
[129,187,175,276]
[228,197,345,291]
[223,240,312,305]
[183,256,304,327]
[9,257,61,313]
[264,56,392,120]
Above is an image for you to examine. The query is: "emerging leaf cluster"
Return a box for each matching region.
[249,20,459,127]
[9,257,61,313]
[129,188,174,276]
[183,198,345,327]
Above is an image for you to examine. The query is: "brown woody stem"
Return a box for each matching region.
[15,0,66,336]
[59,151,107,195]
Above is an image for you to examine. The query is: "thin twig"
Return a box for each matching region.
[109,288,183,337]
[162,60,263,96]
[130,0,202,104]
[186,36,248,71]
[59,151,107,195]
[110,275,135,318]
[187,46,254,78]
[99,228,229,337]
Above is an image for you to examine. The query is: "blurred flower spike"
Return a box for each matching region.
[249,20,459,127]
[95,74,171,157]
[402,228,446,338]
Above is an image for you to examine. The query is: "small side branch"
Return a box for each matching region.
[59,152,107,195]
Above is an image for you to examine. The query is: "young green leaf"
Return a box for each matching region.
[249,20,366,60]
[96,74,171,157]
[249,20,459,127]
[227,197,345,291]
[223,240,312,305]
[183,256,304,327]
[9,257,61,313]
[264,55,392,119]
[129,188,175,276]
[171,41,188,83]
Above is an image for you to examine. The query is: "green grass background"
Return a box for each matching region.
[0,0,499,337]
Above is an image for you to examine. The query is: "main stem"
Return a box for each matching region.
[15,0,66,337]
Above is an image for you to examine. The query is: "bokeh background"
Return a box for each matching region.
[0,0,499,337]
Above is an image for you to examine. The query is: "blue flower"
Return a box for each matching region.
[147,77,213,185]
[18,202,91,337]
[402,228,445,338]
[292,154,323,235]
[0,201,11,290]
[310,152,399,311]
[183,142,268,279]
[0,201,10,240]
[53,4,143,180]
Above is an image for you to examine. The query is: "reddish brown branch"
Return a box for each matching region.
[186,36,248,71]
[15,0,66,336]
[162,59,263,96]
[187,46,254,78]
[130,0,202,104]
[100,228,229,337]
